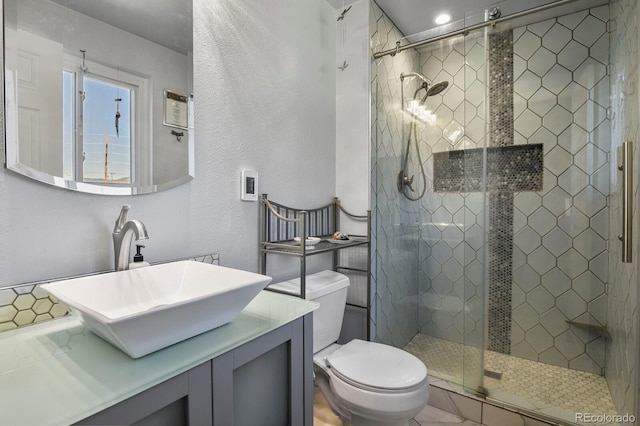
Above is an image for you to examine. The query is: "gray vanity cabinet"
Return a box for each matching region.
[76,315,314,426]
[74,362,212,426]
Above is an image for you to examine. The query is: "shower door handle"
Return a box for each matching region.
[618,141,633,263]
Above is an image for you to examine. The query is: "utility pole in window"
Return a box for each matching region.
[104,135,109,182]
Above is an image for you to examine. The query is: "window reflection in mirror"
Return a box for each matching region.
[4,0,193,195]
[82,78,132,184]
[62,57,146,185]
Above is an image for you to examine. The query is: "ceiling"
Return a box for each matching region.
[374,0,499,36]
[51,0,603,56]
[348,0,589,40]
[51,0,192,54]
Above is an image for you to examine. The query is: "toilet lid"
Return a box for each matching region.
[326,339,427,391]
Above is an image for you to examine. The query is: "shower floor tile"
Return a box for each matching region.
[405,334,619,424]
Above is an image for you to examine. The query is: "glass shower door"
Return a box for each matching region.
[372,0,640,422]
[459,19,488,396]
[472,1,623,422]
[371,12,422,350]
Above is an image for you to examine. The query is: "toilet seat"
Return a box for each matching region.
[325,366,429,422]
[326,339,428,392]
[315,339,429,422]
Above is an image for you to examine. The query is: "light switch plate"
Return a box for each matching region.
[241,170,258,201]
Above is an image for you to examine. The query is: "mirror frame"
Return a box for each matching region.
[2,0,194,195]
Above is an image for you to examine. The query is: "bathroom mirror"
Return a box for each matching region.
[3,0,194,195]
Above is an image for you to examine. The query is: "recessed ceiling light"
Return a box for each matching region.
[435,14,451,25]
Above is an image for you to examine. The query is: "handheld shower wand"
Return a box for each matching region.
[397,73,450,201]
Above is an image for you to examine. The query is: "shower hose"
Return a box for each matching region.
[400,119,427,201]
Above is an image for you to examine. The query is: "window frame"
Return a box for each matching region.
[62,55,151,187]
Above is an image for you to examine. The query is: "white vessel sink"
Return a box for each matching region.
[41,261,272,358]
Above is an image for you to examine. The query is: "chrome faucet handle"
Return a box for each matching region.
[112,204,149,271]
[404,175,415,192]
[113,204,132,233]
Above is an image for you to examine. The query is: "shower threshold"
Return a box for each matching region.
[405,334,619,425]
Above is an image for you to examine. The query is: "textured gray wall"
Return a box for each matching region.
[0,0,337,286]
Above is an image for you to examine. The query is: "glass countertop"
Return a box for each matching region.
[0,291,317,426]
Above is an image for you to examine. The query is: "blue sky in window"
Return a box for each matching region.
[63,73,132,183]
[83,77,131,182]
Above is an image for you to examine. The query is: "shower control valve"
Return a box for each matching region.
[397,170,416,193]
[404,175,415,191]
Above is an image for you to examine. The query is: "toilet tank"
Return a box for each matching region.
[269,270,349,353]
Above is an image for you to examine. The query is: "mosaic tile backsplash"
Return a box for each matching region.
[0,253,220,332]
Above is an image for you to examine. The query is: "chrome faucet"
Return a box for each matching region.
[113,205,149,271]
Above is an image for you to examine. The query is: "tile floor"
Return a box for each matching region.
[405,334,620,425]
[314,388,557,426]
[413,405,482,425]
[314,389,481,426]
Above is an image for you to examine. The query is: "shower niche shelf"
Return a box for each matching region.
[259,194,372,339]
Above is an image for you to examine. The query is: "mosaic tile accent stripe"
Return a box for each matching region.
[433,145,543,193]
[487,30,515,354]
[487,192,514,354]
[0,253,220,332]
[488,31,514,147]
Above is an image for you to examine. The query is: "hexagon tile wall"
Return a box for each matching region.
[510,7,610,374]
[415,5,611,374]
[373,4,610,377]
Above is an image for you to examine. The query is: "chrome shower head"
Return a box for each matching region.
[427,80,449,96]
[420,80,450,103]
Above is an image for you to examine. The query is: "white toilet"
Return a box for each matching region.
[270,270,429,426]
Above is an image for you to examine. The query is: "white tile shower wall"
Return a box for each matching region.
[416,34,487,347]
[407,5,612,375]
[608,0,639,416]
[369,2,378,342]
[370,0,638,419]
[510,6,610,375]
[370,1,422,348]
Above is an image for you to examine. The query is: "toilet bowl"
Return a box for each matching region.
[270,271,429,426]
[315,340,429,425]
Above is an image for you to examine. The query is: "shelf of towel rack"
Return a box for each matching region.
[261,235,369,256]
[259,194,372,341]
